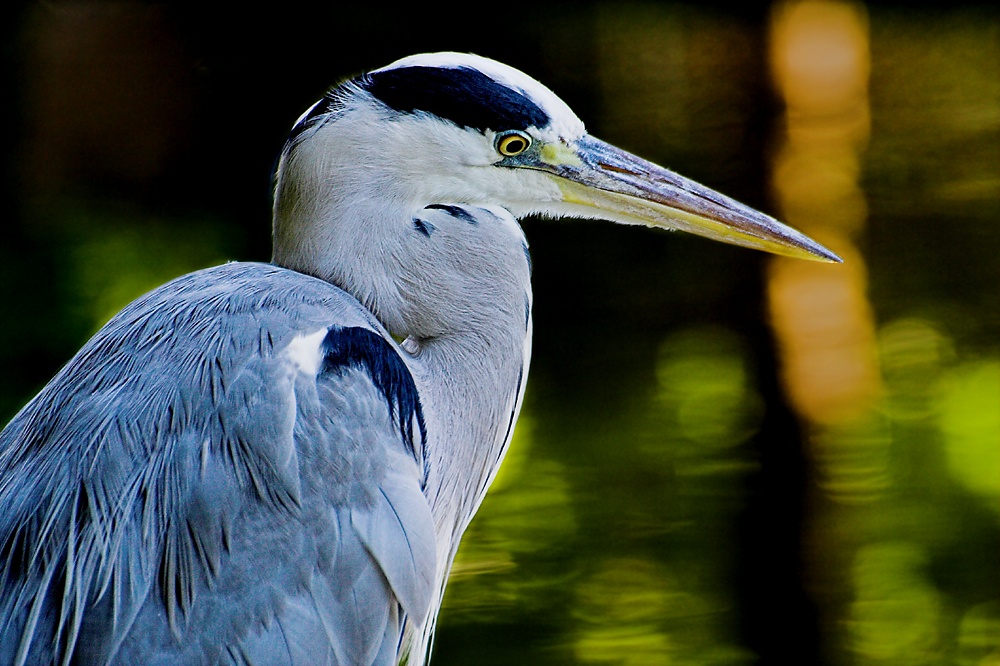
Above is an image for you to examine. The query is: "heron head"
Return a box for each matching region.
[273,52,839,274]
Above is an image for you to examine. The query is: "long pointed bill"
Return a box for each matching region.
[540,135,841,263]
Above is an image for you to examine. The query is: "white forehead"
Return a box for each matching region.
[376,52,586,140]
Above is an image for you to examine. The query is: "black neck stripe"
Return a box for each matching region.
[358,65,550,133]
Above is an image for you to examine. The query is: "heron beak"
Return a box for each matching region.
[539,135,841,263]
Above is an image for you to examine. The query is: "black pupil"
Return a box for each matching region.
[505,137,525,154]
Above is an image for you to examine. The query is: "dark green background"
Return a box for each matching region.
[1,2,997,664]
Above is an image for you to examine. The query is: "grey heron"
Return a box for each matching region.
[0,52,839,665]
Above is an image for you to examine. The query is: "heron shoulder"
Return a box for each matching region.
[0,261,434,665]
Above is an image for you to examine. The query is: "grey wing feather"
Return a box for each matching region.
[352,468,436,622]
[0,262,435,665]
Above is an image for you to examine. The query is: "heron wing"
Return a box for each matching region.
[0,262,435,666]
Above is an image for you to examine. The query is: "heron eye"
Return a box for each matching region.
[496,131,531,157]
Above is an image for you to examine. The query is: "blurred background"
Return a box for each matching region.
[1,1,998,663]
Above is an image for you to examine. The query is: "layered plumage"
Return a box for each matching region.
[0,52,837,665]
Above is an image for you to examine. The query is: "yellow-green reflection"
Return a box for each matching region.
[653,326,764,453]
[878,318,954,423]
[64,209,234,332]
[573,557,753,666]
[588,326,760,663]
[442,412,578,621]
[878,317,1000,511]
[956,601,1000,666]
[848,542,943,664]
[940,360,1000,512]
[811,412,891,504]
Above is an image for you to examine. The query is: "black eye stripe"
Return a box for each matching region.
[359,66,550,133]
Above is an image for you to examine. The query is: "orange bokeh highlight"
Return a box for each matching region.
[767,1,880,426]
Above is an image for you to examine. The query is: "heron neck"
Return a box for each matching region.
[410,319,531,541]
[404,303,532,630]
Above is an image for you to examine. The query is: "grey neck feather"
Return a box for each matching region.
[272,108,534,650]
[399,235,532,660]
